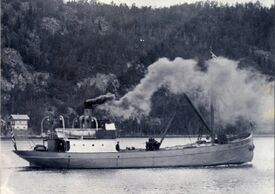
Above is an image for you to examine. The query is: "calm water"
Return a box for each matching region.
[0,137,274,194]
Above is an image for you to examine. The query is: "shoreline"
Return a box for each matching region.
[0,133,274,140]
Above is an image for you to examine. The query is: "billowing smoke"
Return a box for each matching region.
[99,57,274,131]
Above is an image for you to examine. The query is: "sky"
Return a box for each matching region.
[96,0,273,7]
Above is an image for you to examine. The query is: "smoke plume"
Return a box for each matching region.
[99,57,274,131]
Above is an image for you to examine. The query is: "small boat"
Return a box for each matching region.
[12,94,254,169]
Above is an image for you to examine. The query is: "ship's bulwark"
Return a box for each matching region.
[14,135,254,169]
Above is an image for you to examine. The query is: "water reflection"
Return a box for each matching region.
[16,163,254,172]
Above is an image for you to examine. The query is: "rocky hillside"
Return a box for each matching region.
[1,0,274,134]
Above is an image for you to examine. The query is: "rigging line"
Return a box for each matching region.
[186,120,192,144]
[158,93,173,136]
[187,128,192,144]
[183,93,212,133]
[159,111,177,147]
[163,93,172,122]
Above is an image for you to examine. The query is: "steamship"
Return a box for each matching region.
[13,93,254,169]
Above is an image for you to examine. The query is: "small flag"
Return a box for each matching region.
[10,127,17,151]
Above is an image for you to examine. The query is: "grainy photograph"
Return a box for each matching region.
[0,0,274,193]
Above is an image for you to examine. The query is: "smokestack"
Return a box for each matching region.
[84,93,115,109]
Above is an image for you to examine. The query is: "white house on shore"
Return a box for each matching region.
[10,114,30,131]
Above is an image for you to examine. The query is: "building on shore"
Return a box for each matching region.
[9,114,30,131]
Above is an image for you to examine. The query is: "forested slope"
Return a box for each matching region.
[1,0,274,135]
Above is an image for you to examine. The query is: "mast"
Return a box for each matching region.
[210,101,214,131]
[210,99,215,144]
[210,49,217,142]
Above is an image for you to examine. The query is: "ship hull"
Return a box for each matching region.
[14,135,254,169]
